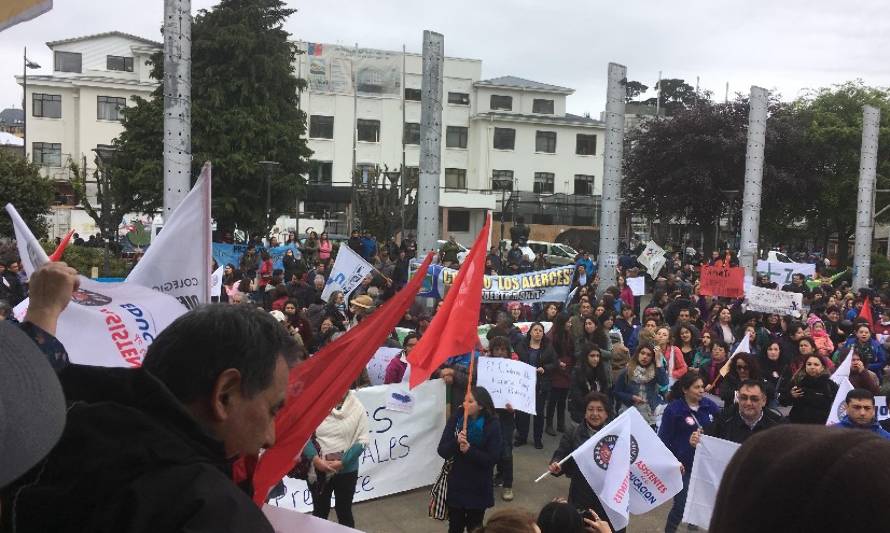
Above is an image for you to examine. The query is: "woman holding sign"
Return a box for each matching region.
[515,322,557,449]
[437,387,502,533]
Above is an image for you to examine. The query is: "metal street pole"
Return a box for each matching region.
[738,86,768,279]
[597,62,627,295]
[162,0,192,217]
[853,105,881,290]
[417,30,444,257]
[22,48,40,161]
[258,161,279,239]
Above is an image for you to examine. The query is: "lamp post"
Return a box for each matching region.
[22,47,40,160]
[258,160,280,241]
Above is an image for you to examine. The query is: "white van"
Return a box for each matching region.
[501,240,578,266]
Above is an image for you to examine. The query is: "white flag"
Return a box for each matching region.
[717,333,752,379]
[830,347,854,385]
[682,435,741,529]
[4,203,50,278]
[210,265,225,300]
[570,408,683,530]
[826,377,854,425]
[321,245,374,302]
[638,241,666,279]
[127,162,212,308]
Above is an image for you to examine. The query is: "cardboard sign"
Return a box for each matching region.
[475,356,538,414]
[627,276,646,296]
[744,285,803,317]
[699,266,745,298]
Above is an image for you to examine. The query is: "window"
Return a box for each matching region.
[448,92,470,105]
[356,163,376,185]
[536,131,557,153]
[32,93,61,118]
[97,96,126,121]
[402,122,420,145]
[493,127,515,150]
[533,99,554,114]
[446,126,468,149]
[534,172,555,194]
[106,55,134,72]
[54,51,81,73]
[490,95,513,111]
[309,115,334,139]
[444,168,466,189]
[357,119,380,142]
[576,134,597,155]
[33,142,62,167]
[404,88,421,101]
[448,210,470,232]
[574,174,594,195]
[491,170,514,190]
[308,160,333,184]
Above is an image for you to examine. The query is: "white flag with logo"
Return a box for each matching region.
[571,408,683,530]
[638,241,666,279]
[127,162,212,308]
[830,347,854,385]
[4,203,50,278]
[826,377,854,425]
[321,244,374,302]
[682,435,741,529]
[210,265,224,300]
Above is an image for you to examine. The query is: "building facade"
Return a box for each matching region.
[15,31,161,237]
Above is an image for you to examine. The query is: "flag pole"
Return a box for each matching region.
[462,347,477,433]
[534,454,572,483]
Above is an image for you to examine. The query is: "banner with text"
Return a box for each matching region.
[212,243,300,273]
[699,266,745,298]
[743,284,804,317]
[269,380,447,512]
[476,356,538,414]
[756,260,817,287]
[304,42,402,97]
[433,265,575,303]
[638,241,667,279]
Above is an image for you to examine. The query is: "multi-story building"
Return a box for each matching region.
[15,31,161,237]
[296,42,605,246]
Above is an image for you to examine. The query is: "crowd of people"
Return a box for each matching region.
[4,229,890,533]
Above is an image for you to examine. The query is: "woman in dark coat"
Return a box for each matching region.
[437,387,502,533]
[567,342,611,424]
[514,322,557,449]
[546,313,575,435]
[783,354,838,424]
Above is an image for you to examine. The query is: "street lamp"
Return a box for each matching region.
[22,47,40,160]
[258,160,280,240]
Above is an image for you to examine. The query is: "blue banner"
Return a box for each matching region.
[212,243,300,272]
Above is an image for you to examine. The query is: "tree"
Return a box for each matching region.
[641,78,699,114]
[625,80,649,103]
[352,165,417,240]
[110,0,311,237]
[0,150,54,239]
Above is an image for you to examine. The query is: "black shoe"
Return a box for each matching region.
[534,441,544,449]
[514,438,527,447]
[545,426,557,436]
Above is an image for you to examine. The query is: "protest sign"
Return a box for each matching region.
[211,242,300,273]
[127,163,212,307]
[476,356,538,414]
[744,285,803,317]
[699,266,745,298]
[269,380,447,513]
[638,241,666,279]
[627,276,646,296]
[756,260,816,287]
[321,245,375,302]
[440,265,575,303]
[366,347,403,386]
[682,436,741,529]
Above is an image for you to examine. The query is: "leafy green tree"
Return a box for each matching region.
[110,0,311,237]
[625,80,649,102]
[0,150,54,239]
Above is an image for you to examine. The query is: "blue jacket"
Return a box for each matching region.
[658,397,721,470]
[576,257,595,276]
[836,415,890,440]
[359,236,376,260]
[437,408,502,510]
[842,338,887,376]
[612,366,668,413]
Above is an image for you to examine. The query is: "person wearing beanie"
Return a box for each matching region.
[709,425,890,532]
[806,315,834,358]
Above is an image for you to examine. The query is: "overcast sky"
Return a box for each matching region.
[2,0,889,114]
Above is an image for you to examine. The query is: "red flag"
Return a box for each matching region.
[407,215,491,389]
[251,252,435,505]
[859,296,874,326]
[49,229,75,261]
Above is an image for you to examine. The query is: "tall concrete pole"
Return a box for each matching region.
[162,0,192,218]
[737,86,768,278]
[596,63,626,295]
[853,105,881,291]
[417,30,443,257]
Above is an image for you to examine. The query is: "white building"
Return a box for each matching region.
[296,42,605,245]
[15,31,161,237]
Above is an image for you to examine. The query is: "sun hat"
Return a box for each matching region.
[350,295,374,309]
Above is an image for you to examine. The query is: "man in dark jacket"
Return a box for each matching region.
[10,305,300,533]
[693,380,783,446]
[348,229,363,255]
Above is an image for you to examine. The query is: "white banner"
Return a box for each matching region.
[127,163,212,308]
[263,504,360,532]
[321,245,374,302]
[476,356,538,415]
[743,284,804,317]
[366,347,403,386]
[571,408,683,530]
[269,380,447,512]
[440,265,575,303]
[13,277,186,367]
[304,42,402,97]
[830,348,853,385]
[210,265,224,300]
[638,241,666,279]
[755,260,816,287]
[5,202,50,278]
[627,277,646,296]
[682,435,741,529]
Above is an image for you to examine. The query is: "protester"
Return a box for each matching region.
[536,500,613,533]
[515,322,557,448]
[654,325,688,382]
[384,332,419,384]
[612,344,667,427]
[568,342,611,424]
[694,380,783,444]
[305,388,370,528]
[437,387,502,533]
[547,313,576,435]
[834,388,890,439]
[847,351,881,394]
[843,323,887,376]
[11,304,301,532]
[488,336,517,501]
[782,354,838,424]
[0,259,25,306]
[474,508,540,533]
[318,232,333,265]
[282,248,300,282]
[548,392,622,533]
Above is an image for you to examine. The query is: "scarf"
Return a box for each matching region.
[631,363,655,385]
[455,414,486,446]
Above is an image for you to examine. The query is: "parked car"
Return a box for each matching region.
[499,240,578,266]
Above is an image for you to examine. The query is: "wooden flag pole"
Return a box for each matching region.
[462,351,476,433]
